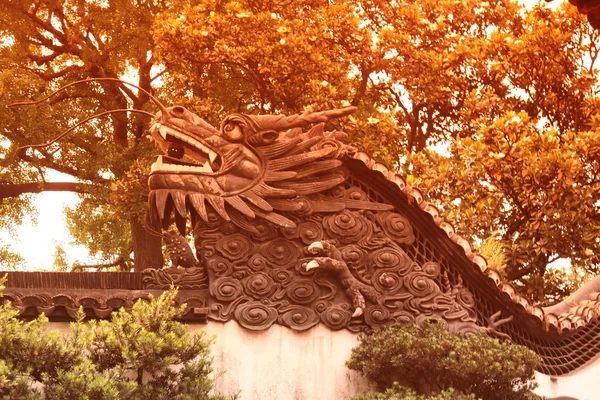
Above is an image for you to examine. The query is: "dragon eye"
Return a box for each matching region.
[223,122,244,141]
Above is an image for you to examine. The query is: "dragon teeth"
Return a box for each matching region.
[150,124,221,171]
[198,143,210,154]
[158,125,169,140]
[150,155,163,172]
[150,157,214,174]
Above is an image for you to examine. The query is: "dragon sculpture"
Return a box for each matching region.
[9,79,600,376]
[141,102,600,376]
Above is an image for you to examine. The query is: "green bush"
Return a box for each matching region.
[0,276,228,399]
[352,384,476,400]
[347,321,542,400]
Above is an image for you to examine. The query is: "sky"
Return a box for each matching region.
[0,175,90,270]
[0,0,571,271]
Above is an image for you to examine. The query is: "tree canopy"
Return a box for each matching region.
[1,0,599,302]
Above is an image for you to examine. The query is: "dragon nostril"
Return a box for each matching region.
[171,106,185,116]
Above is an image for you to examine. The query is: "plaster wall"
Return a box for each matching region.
[191,322,374,400]
[535,353,600,400]
[48,321,374,400]
[49,320,600,400]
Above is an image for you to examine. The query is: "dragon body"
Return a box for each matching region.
[145,105,600,376]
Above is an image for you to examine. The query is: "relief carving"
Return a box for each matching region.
[145,181,489,334]
[138,104,506,335]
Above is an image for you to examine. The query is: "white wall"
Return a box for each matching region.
[192,322,374,400]
[535,354,600,400]
[50,320,600,400]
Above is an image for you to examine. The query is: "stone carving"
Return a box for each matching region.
[306,240,381,318]
[143,103,509,334]
[161,230,198,269]
[141,229,208,289]
[13,78,600,375]
[142,267,207,290]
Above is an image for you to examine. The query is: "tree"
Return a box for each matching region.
[2,0,599,301]
[346,321,541,400]
[0,244,26,270]
[404,3,600,302]
[153,0,527,155]
[154,0,600,302]
[0,0,191,270]
[0,276,228,399]
[409,114,600,303]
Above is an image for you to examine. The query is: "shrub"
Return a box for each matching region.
[0,276,228,399]
[347,321,542,400]
[352,383,476,400]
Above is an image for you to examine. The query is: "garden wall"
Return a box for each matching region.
[48,321,372,399]
[47,320,598,400]
[535,356,600,400]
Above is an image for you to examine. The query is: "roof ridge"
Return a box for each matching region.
[351,150,600,334]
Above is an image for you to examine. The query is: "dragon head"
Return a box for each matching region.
[148,106,264,196]
[7,78,379,235]
[146,105,366,234]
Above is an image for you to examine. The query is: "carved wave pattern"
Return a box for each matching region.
[195,180,480,333]
[142,266,207,290]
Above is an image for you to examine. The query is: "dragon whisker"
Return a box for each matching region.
[16,109,156,154]
[8,77,170,119]
[10,78,172,156]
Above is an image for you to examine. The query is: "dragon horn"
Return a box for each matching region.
[247,106,357,132]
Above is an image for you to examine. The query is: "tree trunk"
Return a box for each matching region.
[130,214,163,271]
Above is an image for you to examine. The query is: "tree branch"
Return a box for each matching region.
[507,264,535,281]
[24,9,68,45]
[0,181,93,200]
[17,148,86,180]
[65,137,98,156]
[351,64,371,106]
[26,64,84,81]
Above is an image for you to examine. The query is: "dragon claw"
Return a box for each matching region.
[306,259,320,271]
[308,241,324,254]
[482,311,514,340]
[352,307,363,318]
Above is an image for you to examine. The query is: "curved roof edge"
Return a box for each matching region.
[351,150,600,334]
